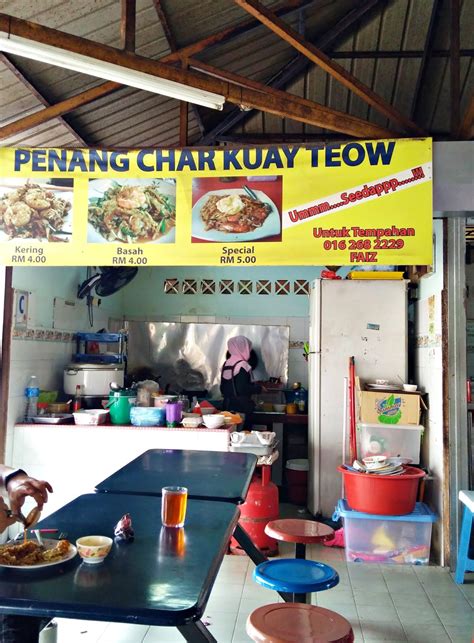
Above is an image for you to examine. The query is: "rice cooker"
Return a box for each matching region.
[63,363,125,396]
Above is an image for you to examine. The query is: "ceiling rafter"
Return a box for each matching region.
[411,0,441,121]
[121,0,136,52]
[233,0,424,135]
[199,0,389,145]
[458,93,474,139]
[0,0,351,145]
[0,13,394,139]
[331,49,474,60]
[152,0,178,51]
[152,0,201,141]
[163,0,321,63]
[0,82,121,140]
[0,52,89,146]
[450,0,460,136]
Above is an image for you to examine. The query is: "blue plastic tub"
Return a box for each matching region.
[130,406,166,427]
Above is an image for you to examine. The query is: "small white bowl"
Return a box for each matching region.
[273,404,286,413]
[76,536,113,564]
[402,384,417,392]
[181,416,202,428]
[202,414,225,429]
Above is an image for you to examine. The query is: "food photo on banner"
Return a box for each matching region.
[0,178,74,243]
[0,138,433,267]
[191,176,282,243]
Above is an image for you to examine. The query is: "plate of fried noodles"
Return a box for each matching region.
[88,178,176,244]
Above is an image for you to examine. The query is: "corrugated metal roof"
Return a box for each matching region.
[0,0,472,147]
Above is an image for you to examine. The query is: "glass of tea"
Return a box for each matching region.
[161,486,188,528]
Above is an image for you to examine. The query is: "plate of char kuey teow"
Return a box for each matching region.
[192,188,280,242]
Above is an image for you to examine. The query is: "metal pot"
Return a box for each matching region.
[63,363,124,396]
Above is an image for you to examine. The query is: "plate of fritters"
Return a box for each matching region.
[0,539,76,569]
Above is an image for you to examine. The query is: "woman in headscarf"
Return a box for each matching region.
[220,336,262,428]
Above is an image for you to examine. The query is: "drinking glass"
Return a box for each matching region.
[161,486,188,528]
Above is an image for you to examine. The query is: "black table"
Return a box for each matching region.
[94,449,267,568]
[95,449,256,504]
[0,493,239,642]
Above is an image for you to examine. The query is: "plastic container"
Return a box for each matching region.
[107,390,136,425]
[337,465,425,515]
[130,406,165,427]
[335,499,437,564]
[286,459,309,505]
[358,422,423,464]
[24,375,40,422]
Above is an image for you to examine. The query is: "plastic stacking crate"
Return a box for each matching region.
[357,422,423,464]
[335,499,436,565]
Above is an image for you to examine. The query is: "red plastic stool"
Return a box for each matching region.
[265,519,334,559]
[246,603,354,643]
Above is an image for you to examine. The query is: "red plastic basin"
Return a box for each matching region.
[337,466,425,515]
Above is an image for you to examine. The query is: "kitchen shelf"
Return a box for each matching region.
[74,332,127,365]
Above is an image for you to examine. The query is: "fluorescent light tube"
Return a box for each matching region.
[0,32,225,110]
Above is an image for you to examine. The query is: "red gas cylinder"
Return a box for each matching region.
[230,465,279,557]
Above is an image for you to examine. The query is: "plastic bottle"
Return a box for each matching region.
[73,385,82,412]
[24,375,40,422]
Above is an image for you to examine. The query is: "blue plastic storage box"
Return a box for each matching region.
[335,499,437,565]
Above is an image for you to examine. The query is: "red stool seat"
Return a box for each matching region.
[246,603,354,643]
[265,519,334,545]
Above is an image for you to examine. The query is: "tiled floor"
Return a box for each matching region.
[50,505,474,643]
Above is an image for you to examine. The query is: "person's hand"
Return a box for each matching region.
[6,474,53,515]
[0,497,17,533]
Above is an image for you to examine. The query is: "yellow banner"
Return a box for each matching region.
[0,139,432,267]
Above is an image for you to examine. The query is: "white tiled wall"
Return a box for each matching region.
[5,338,75,464]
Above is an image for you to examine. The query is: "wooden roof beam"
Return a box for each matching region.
[121,0,136,52]
[0,13,394,139]
[0,82,121,140]
[234,0,426,136]
[199,0,389,144]
[411,0,441,121]
[152,0,200,140]
[0,52,89,146]
[164,0,319,63]
[458,93,474,139]
[450,0,461,137]
[0,0,321,143]
[188,57,394,138]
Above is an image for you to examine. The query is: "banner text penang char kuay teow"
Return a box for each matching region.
[0,138,432,267]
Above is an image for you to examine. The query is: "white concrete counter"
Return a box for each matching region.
[12,423,232,520]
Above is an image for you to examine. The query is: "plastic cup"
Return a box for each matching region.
[161,486,188,527]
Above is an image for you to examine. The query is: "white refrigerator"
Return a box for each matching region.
[308,279,408,517]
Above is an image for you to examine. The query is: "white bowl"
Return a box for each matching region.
[73,410,109,425]
[402,384,417,392]
[273,404,286,413]
[181,416,202,428]
[76,535,112,564]
[202,414,225,429]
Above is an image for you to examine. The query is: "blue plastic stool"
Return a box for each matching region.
[455,490,474,583]
[253,558,339,603]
